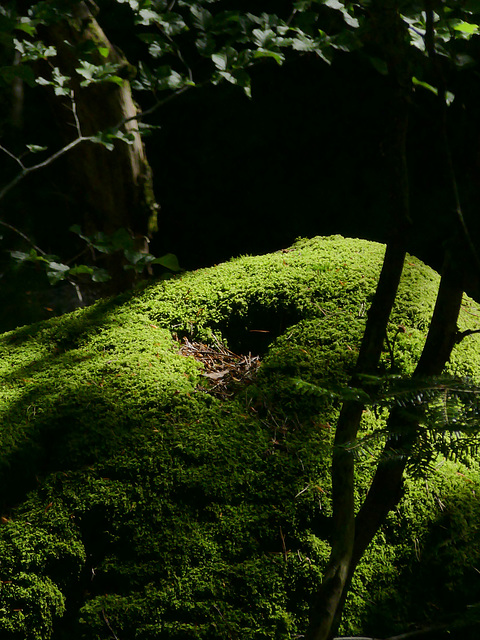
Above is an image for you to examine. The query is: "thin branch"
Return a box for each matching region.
[26,136,87,172]
[385,624,449,640]
[333,624,450,640]
[102,608,120,640]
[69,89,83,137]
[279,526,288,562]
[0,83,193,206]
[333,637,380,640]
[286,8,298,27]
[0,137,86,202]
[163,29,194,83]
[0,220,47,255]
[455,328,480,343]
[0,144,25,169]
[119,84,193,129]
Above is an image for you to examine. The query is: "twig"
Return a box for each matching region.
[279,526,288,562]
[0,220,47,255]
[102,608,120,640]
[120,85,193,128]
[333,621,451,639]
[0,144,25,169]
[69,89,83,137]
[0,84,194,205]
[0,136,86,202]
[333,637,379,640]
[385,624,449,639]
[213,604,239,639]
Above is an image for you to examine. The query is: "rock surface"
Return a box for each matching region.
[1,235,480,639]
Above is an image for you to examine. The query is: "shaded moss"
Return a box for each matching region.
[0,236,480,639]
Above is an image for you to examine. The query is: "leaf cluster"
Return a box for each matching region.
[287,369,480,476]
[8,226,181,287]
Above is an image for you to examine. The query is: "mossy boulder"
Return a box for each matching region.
[1,235,480,639]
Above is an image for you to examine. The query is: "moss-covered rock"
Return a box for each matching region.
[1,235,480,639]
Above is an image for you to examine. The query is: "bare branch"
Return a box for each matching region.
[0,144,25,170]
[455,328,480,344]
[101,608,120,640]
[0,220,47,255]
[333,625,450,640]
[0,82,194,207]
[119,85,193,129]
[0,136,86,202]
[70,89,83,137]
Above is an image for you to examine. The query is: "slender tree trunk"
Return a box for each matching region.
[305,5,412,638]
[328,258,465,638]
[355,258,465,562]
[326,3,470,633]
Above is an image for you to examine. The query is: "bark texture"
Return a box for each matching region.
[41,1,158,241]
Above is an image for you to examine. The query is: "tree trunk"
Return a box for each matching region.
[324,2,470,632]
[328,258,465,638]
[40,0,158,289]
[306,3,412,638]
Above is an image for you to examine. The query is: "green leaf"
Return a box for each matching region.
[253,49,284,64]
[367,55,388,76]
[412,76,438,96]
[166,70,185,90]
[90,133,115,151]
[253,28,277,49]
[10,250,29,263]
[76,61,123,87]
[15,18,36,37]
[453,21,479,35]
[110,228,135,251]
[36,66,71,96]
[91,268,111,283]
[196,34,216,57]
[324,0,359,28]
[68,265,94,276]
[124,249,149,265]
[445,91,455,106]
[26,144,48,153]
[133,61,155,90]
[294,1,314,9]
[14,38,56,62]
[46,261,70,284]
[212,52,227,71]
[191,5,213,31]
[148,40,172,58]
[454,53,475,68]
[69,224,85,238]
[151,253,181,271]
[141,11,186,36]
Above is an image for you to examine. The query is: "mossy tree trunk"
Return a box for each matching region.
[41,0,158,290]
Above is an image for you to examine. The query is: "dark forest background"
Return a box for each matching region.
[2,8,480,330]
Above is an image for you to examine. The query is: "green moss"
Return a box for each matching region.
[1,236,480,639]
